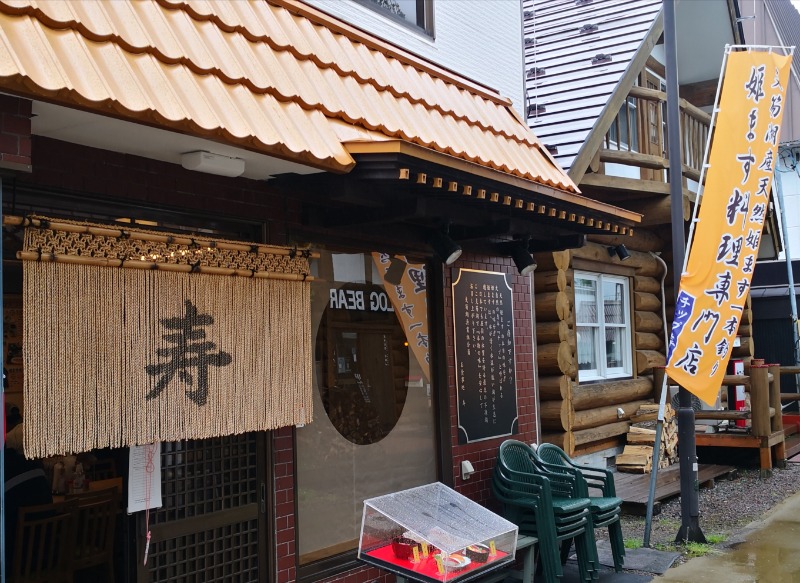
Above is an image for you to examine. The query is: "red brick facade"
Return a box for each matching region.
[0,94,31,171]
[443,255,538,512]
[7,95,540,583]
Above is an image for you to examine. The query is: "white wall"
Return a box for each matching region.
[778,147,800,261]
[306,0,526,117]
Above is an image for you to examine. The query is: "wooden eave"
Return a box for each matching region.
[344,140,640,222]
[274,145,642,255]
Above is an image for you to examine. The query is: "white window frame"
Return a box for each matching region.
[575,271,632,382]
[607,96,639,152]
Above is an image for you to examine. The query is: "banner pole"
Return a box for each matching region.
[643,371,669,547]
[665,0,706,544]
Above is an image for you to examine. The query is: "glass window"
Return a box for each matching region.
[607,97,639,151]
[575,272,632,381]
[359,0,434,34]
[296,252,437,567]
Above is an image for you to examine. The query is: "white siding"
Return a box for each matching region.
[305,0,526,116]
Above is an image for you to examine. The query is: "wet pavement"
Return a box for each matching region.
[524,488,800,582]
[652,489,800,582]
[533,562,654,582]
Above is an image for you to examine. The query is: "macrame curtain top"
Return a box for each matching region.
[17,216,313,458]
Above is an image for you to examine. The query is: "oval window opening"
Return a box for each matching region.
[316,283,410,445]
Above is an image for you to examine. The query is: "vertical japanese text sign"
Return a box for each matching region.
[452,269,518,443]
[372,253,430,382]
[666,49,791,406]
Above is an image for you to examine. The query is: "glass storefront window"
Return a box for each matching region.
[296,252,437,566]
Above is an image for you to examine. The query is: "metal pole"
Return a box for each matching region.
[644,252,670,547]
[664,0,705,544]
[773,168,800,389]
[644,374,669,546]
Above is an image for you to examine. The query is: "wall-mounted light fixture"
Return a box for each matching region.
[607,244,631,261]
[510,243,537,276]
[429,230,462,266]
[181,151,246,177]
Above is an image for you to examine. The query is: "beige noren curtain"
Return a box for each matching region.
[19,217,312,457]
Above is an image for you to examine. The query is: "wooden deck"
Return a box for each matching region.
[614,463,736,516]
[783,415,800,458]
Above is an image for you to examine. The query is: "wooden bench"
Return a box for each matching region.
[394,535,537,583]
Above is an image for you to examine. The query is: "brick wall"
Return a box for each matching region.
[23,136,295,246]
[0,94,31,171]
[443,253,538,512]
[13,118,538,583]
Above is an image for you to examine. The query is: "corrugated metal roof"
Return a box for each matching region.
[0,0,578,194]
[765,0,800,85]
[523,0,662,171]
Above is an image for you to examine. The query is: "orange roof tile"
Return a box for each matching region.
[0,0,579,194]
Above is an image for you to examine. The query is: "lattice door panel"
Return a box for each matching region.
[138,433,266,583]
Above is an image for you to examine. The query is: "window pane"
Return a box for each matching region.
[605,327,626,369]
[369,0,423,27]
[577,326,598,371]
[575,277,598,324]
[296,252,436,564]
[608,98,638,150]
[603,280,626,324]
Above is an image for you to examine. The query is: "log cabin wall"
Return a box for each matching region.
[533,229,758,458]
[533,239,664,457]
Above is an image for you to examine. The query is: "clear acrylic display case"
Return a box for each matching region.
[358,482,518,582]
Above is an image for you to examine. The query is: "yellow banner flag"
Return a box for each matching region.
[372,253,431,382]
[666,49,791,406]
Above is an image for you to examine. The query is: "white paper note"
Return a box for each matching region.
[127,442,163,514]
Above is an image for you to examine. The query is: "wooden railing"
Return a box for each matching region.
[601,86,711,184]
[653,365,781,438]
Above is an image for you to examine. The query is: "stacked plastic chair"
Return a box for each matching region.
[492,440,598,583]
[538,443,626,572]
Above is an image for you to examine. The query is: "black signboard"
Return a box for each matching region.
[452,269,518,443]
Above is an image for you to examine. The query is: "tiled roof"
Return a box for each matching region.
[522,0,662,172]
[0,0,578,194]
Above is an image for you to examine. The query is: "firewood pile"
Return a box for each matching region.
[616,403,678,473]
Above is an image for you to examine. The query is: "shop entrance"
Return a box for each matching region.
[136,433,269,583]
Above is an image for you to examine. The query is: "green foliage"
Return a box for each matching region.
[623,538,643,550]
[682,541,715,558]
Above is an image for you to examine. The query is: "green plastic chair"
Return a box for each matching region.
[538,443,626,572]
[498,440,603,579]
[495,440,599,582]
[492,464,593,583]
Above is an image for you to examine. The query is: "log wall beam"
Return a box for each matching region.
[539,375,571,401]
[573,399,653,431]
[572,377,654,410]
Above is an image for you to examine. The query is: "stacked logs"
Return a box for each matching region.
[616,404,678,473]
